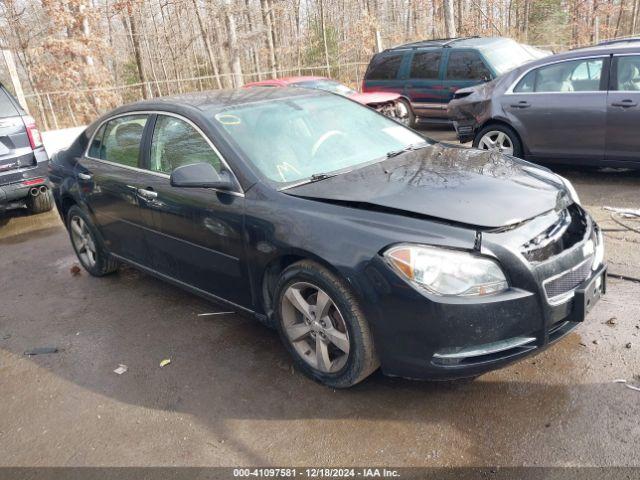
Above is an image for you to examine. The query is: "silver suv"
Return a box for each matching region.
[0,83,52,213]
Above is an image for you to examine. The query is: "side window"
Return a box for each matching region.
[150,115,222,174]
[366,53,404,80]
[98,115,148,167]
[613,55,640,91]
[514,58,604,93]
[88,124,106,158]
[514,70,536,93]
[445,51,492,81]
[409,51,442,79]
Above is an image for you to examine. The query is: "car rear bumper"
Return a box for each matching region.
[0,159,50,209]
[453,120,477,144]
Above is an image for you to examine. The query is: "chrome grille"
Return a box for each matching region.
[543,256,593,303]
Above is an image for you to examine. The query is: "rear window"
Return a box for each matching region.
[445,51,492,81]
[409,51,442,79]
[0,87,21,119]
[89,115,148,167]
[366,54,403,80]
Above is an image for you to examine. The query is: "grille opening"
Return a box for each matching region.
[522,204,587,262]
[543,256,593,303]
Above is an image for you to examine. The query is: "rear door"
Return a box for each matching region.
[0,86,31,173]
[134,113,250,307]
[362,51,407,96]
[502,56,608,163]
[78,114,150,264]
[605,54,640,164]
[442,50,494,107]
[403,49,445,119]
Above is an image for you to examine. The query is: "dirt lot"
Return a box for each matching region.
[0,128,639,467]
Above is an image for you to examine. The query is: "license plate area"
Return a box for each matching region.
[571,266,606,322]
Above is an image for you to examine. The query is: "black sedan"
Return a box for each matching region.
[49,88,606,388]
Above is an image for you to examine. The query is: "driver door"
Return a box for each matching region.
[135,113,251,308]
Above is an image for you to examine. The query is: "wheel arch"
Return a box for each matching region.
[475,118,527,156]
[259,250,356,323]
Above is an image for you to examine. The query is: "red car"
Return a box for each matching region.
[243,76,412,125]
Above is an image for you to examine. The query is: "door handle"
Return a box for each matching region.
[78,172,92,181]
[137,188,158,199]
[611,99,637,108]
[510,101,531,108]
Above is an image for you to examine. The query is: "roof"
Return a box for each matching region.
[385,36,509,52]
[109,86,326,117]
[243,76,327,87]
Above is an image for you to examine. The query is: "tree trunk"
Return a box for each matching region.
[223,0,243,87]
[192,0,223,89]
[319,0,331,76]
[260,0,278,77]
[443,0,457,37]
[127,6,151,99]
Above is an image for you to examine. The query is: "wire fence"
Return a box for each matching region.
[22,62,370,130]
[21,33,632,130]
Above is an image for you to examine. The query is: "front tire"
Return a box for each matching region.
[473,124,523,158]
[274,260,379,388]
[66,205,119,277]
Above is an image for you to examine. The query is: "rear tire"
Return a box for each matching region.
[274,260,379,388]
[473,124,523,158]
[66,205,119,277]
[26,189,53,214]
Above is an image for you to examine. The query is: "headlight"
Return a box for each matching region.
[384,244,509,297]
[557,175,581,206]
[592,227,604,271]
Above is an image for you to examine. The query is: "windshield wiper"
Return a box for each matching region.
[309,172,338,182]
[386,142,429,158]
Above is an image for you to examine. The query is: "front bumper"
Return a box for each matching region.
[371,264,605,381]
[0,159,50,210]
[364,208,605,381]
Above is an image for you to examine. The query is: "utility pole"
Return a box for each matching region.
[2,49,28,111]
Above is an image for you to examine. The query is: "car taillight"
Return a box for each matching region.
[23,116,43,149]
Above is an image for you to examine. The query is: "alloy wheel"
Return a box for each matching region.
[478,130,514,155]
[281,282,350,373]
[394,101,411,126]
[70,216,97,268]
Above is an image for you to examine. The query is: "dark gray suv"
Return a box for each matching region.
[448,40,640,167]
[0,83,52,214]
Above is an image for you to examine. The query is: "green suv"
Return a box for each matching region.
[362,36,549,127]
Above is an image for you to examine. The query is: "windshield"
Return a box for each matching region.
[213,94,426,185]
[482,41,541,75]
[293,79,356,97]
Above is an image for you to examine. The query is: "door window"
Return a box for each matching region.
[613,56,640,91]
[445,51,492,81]
[92,115,148,167]
[409,51,442,79]
[366,53,404,80]
[150,115,222,174]
[514,58,604,93]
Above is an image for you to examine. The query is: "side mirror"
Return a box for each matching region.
[170,162,235,190]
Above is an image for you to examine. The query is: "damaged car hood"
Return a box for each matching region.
[285,144,570,229]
